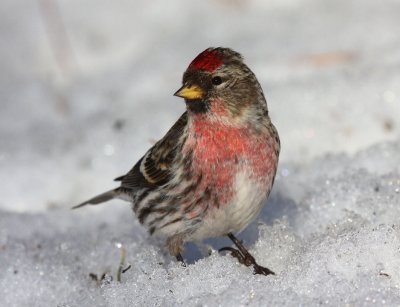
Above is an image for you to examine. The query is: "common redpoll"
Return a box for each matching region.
[74,47,280,275]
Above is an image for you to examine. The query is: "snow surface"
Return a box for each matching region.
[1,0,400,306]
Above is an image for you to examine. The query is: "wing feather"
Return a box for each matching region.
[118,112,188,191]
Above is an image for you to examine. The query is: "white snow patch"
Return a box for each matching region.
[1,0,400,305]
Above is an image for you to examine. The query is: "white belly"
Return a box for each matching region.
[189,171,269,241]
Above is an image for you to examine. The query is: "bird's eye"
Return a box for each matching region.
[211,76,223,86]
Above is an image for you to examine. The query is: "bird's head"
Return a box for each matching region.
[174,47,268,119]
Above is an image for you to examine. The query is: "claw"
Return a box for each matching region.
[220,246,275,275]
[218,247,246,264]
[225,233,275,276]
[176,253,187,267]
[253,264,275,276]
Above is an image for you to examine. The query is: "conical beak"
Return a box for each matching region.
[174,84,204,100]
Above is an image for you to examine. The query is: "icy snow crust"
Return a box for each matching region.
[2,143,400,306]
[1,0,400,306]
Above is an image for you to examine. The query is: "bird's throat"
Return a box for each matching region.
[185,99,210,114]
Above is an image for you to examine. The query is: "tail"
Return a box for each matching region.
[72,189,119,209]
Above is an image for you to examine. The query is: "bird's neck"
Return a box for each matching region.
[187,100,269,133]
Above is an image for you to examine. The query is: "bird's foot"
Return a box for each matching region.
[176,253,187,267]
[219,233,275,276]
[219,246,275,276]
[219,246,246,264]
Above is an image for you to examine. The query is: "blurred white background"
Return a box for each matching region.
[1,1,400,306]
[1,0,399,211]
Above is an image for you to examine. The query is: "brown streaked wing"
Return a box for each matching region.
[116,112,188,190]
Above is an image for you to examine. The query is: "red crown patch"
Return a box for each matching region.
[189,48,224,72]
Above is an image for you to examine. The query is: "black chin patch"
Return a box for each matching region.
[185,99,209,114]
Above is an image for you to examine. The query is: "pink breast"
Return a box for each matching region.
[184,119,276,206]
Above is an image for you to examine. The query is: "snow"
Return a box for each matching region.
[1,0,400,305]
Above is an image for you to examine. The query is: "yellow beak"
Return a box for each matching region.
[174,85,204,100]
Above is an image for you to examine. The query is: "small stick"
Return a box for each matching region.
[116,243,126,282]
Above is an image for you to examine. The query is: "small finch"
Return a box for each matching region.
[74,47,280,275]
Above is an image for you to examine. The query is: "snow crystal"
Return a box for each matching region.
[1,0,400,306]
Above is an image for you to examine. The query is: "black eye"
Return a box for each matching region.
[211,76,223,86]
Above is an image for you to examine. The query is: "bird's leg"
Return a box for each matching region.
[167,235,186,266]
[221,232,275,276]
[218,247,246,264]
[176,253,186,267]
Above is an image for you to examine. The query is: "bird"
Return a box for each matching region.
[74,47,280,275]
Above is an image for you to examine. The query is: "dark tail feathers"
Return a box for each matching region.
[72,189,119,209]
